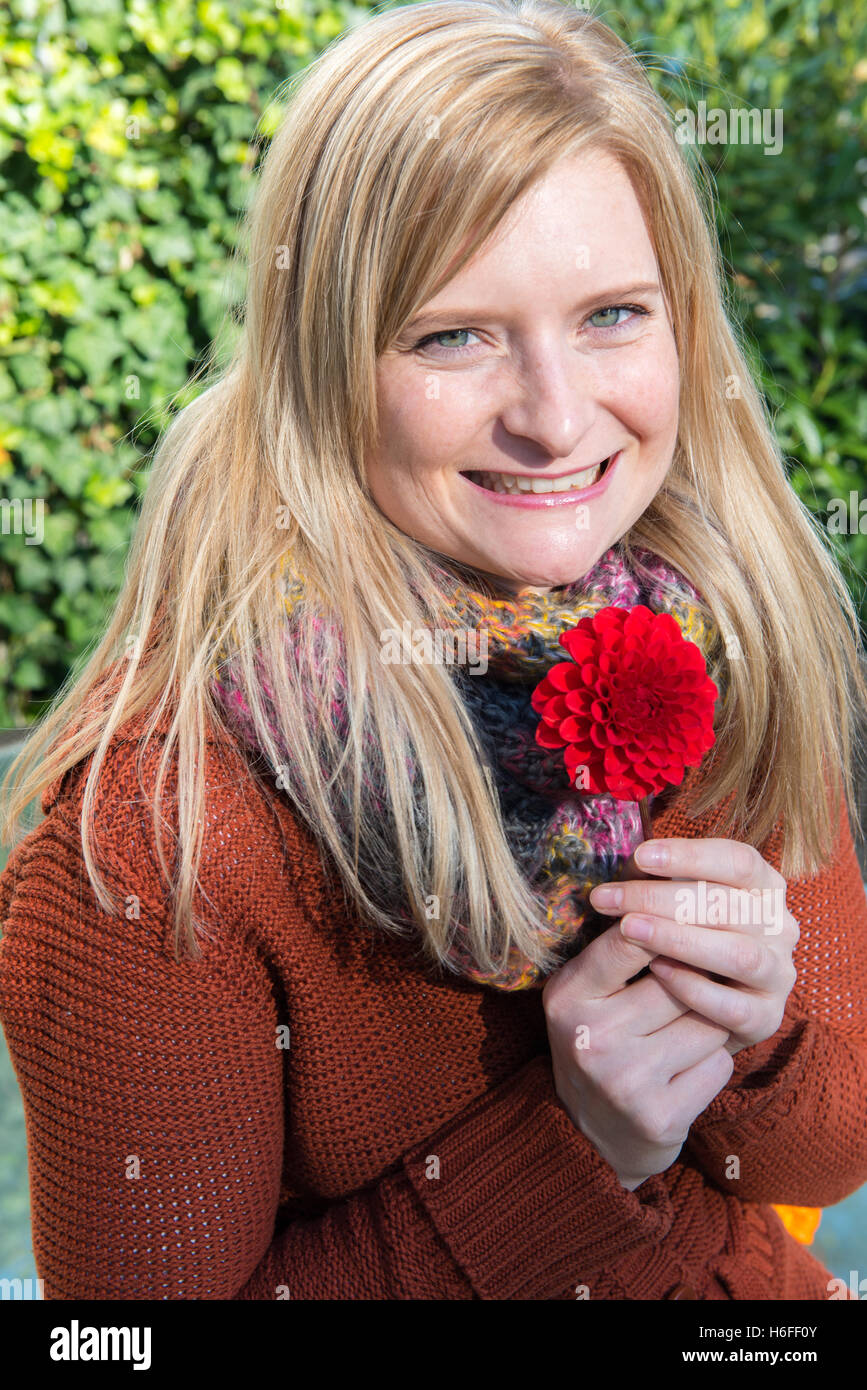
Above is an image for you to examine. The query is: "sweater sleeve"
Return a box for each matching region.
[0,749,674,1302]
[234,1053,674,1301]
[684,783,867,1207]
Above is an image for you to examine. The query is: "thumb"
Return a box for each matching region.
[574,917,658,998]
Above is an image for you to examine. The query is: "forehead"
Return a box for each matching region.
[416,151,658,316]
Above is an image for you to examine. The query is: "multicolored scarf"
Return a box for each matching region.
[210,542,722,991]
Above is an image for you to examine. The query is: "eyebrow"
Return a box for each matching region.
[402,282,663,333]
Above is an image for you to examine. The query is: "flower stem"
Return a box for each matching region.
[638,796,653,841]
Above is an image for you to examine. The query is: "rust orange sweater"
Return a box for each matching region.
[1,689,866,1300]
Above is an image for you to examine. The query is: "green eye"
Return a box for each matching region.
[589,306,625,328]
[434,330,471,348]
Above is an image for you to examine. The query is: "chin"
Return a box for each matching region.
[487,544,612,593]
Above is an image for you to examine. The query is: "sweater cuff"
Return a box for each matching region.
[401,1052,674,1300]
[688,1005,813,1134]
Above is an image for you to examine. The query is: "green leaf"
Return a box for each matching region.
[61,323,127,382]
[12,659,46,690]
[786,404,824,460]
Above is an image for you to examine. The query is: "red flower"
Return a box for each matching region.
[530,605,718,800]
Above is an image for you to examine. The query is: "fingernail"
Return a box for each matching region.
[590,884,623,908]
[622,915,653,941]
[650,958,673,975]
[636,842,669,868]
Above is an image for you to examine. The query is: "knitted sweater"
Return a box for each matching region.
[1,684,865,1300]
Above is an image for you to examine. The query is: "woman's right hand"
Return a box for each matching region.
[542,919,735,1191]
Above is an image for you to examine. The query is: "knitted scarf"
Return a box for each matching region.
[210,542,722,991]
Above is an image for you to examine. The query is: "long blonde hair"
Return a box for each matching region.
[3,0,866,979]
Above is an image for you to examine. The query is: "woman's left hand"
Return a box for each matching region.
[588,838,799,1057]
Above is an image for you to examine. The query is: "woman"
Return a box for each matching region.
[1,0,866,1301]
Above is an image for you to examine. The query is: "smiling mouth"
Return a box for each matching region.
[460,457,612,495]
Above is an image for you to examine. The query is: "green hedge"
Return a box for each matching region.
[1,0,865,726]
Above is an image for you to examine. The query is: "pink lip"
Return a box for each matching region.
[460,451,621,508]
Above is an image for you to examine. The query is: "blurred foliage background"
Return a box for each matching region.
[0,0,865,728]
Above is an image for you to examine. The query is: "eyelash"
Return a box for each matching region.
[412,303,649,357]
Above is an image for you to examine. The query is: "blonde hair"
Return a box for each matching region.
[3,0,866,980]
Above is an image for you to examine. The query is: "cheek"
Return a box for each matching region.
[601,337,680,437]
[375,376,480,476]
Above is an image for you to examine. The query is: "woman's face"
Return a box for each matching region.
[367,148,680,596]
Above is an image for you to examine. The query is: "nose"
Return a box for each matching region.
[498,339,597,461]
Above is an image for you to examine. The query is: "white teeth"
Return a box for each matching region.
[470,460,608,495]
